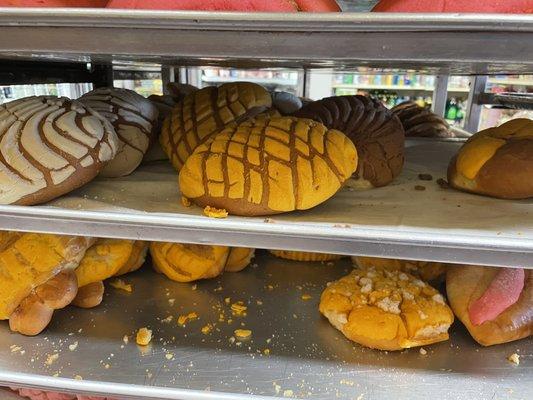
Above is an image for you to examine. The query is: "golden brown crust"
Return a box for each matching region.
[160,82,272,171]
[225,247,255,272]
[352,256,447,283]
[446,266,532,346]
[9,270,78,336]
[179,117,358,216]
[115,241,148,276]
[0,232,93,320]
[294,95,404,187]
[71,281,105,309]
[270,250,343,262]
[319,266,453,351]
[150,242,229,282]
[448,118,533,199]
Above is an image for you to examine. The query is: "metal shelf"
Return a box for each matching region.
[1,10,533,73]
[0,139,531,268]
[332,84,469,92]
[0,253,531,400]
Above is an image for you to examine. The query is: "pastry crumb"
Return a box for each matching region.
[283,389,294,397]
[178,312,198,326]
[136,328,152,346]
[123,335,129,344]
[74,375,83,380]
[201,324,213,335]
[203,206,228,218]
[419,347,427,356]
[414,185,426,191]
[234,329,252,340]
[508,353,520,365]
[301,294,312,300]
[231,302,247,316]
[68,341,78,351]
[165,353,174,360]
[45,353,59,366]
[418,173,433,181]
[263,348,270,355]
[109,279,133,293]
[181,196,192,207]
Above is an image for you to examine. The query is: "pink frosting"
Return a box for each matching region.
[468,268,525,326]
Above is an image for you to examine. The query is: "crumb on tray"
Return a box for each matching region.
[109,279,133,293]
[203,206,228,218]
[136,328,152,346]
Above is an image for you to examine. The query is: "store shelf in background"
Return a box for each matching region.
[332,84,469,93]
[0,140,531,268]
[0,255,531,400]
[1,11,533,74]
[201,76,298,87]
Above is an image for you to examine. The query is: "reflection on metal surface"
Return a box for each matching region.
[0,11,533,73]
[0,254,530,400]
[0,140,531,268]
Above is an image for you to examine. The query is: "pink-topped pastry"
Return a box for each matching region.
[447,265,532,346]
[12,388,115,400]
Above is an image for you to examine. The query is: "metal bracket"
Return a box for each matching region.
[464,75,488,133]
[431,75,449,117]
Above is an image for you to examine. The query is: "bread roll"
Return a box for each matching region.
[320,266,454,351]
[0,96,118,205]
[80,88,158,177]
[161,82,272,171]
[448,118,533,199]
[270,250,343,262]
[294,95,404,188]
[446,265,532,346]
[179,116,357,216]
[150,242,254,282]
[391,101,451,138]
[0,232,93,321]
[353,256,447,282]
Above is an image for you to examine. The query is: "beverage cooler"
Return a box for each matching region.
[0,3,531,400]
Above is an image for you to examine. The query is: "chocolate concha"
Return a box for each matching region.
[160,82,272,171]
[0,96,118,205]
[80,88,158,177]
[391,101,451,138]
[179,116,358,216]
[294,95,404,188]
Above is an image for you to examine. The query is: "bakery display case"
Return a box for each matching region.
[0,6,531,400]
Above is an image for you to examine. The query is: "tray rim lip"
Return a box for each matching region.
[0,371,280,400]
[0,9,533,32]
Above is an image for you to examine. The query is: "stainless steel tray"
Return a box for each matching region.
[1,9,533,73]
[0,253,530,400]
[0,140,532,268]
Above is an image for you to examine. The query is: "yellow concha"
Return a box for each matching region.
[226,247,255,272]
[0,232,93,320]
[150,242,230,282]
[160,82,272,171]
[179,117,358,216]
[75,239,139,288]
[270,250,343,262]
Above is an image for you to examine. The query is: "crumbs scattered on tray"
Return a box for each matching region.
[203,206,228,218]
[414,185,426,191]
[508,353,520,365]
[437,178,449,189]
[109,279,133,292]
[418,173,433,181]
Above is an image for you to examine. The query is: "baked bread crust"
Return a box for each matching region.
[179,117,358,216]
[448,118,533,199]
[391,101,451,138]
[319,266,454,350]
[0,96,118,205]
[80,88,158,177]
[161,82,272,171]
[150,242,254,281]
[446,265,532,346]
[294,95,404,187]
[0,232,93,321]
[353,256,447,282]
[270,250,343,262]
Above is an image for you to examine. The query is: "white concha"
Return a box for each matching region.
[80,88,159,177]
[0,96,118,206]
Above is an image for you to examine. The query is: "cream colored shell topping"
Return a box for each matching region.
[80,88,158,177]
[0,96,118,205]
